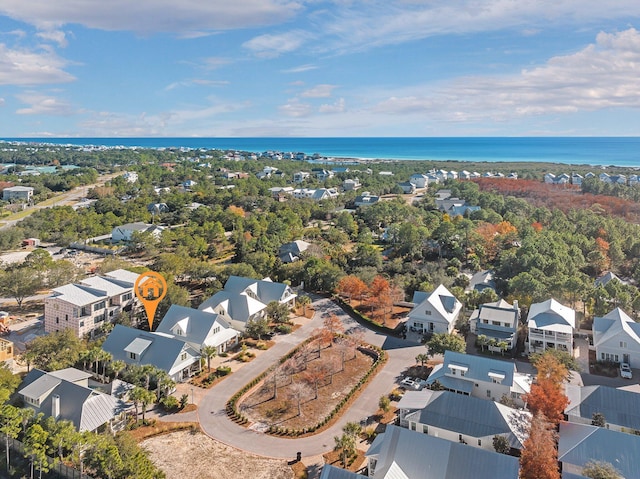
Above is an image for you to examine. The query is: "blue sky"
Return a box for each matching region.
[0,1,639,137]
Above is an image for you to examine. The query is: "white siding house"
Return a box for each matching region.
[592,308,640,367]
[527,298,575,355]
[407,284,462,335]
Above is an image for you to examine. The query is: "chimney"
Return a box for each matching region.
[51,394,60,419]
[513,300,520,320]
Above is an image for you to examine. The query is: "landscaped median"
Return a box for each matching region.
[226,334,386,437]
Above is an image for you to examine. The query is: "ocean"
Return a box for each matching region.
[3,137,640,168]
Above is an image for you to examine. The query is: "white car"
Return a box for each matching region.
[400,378,422,390]
[620,363,633,379]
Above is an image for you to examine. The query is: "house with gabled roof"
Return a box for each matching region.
[425,351,532,406]
[44,269,140,338]
[102,324,200,382]
[407,284,462,335]
[155,304,239,354]
[198,276,296,333]
[409,173,429,188]
[278,240,311,263]
[527,298,575,355]
[565,384,640,433]
[559,422,640,479]
[366,424,520,479]
[592,307,640,367]
[470,299,520,350]
[18,367,126,432]
[594,271,624,288]
[403,390,530,452]
[111,222,165,243]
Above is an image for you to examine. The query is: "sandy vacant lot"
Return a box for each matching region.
[141,430,294,479]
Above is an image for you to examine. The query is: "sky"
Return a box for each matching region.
[0,1,640,137]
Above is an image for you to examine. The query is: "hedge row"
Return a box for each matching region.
[333,296,400,336]
[225,335,387,437]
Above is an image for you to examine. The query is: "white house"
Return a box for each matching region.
[354,192,380,207]
[403,390,530,452]
[425,351,532,407]
[592,308,640,367]
[409,174,429,188]
[293,171,310,183]
[565,384,640,433]
[342,178,361,191]
[571,173,583,186]
[155,304,239,354]
[111,222,165,243]
[122,171,138,183]
[102,324,201,382]
[366,425,520,479]
[527,298,575,355]
[407,284,462,335]
[198,276,297,333]
[470,299,520,350]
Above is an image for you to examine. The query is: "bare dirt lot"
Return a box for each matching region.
[141,430,294,479]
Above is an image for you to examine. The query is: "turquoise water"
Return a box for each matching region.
[3,137,640,167]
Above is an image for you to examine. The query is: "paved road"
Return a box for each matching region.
[181,297,424,459]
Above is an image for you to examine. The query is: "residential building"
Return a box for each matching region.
[407,284,462,335]
[571,173,583,186]
[425,351,532,406]
[467,270,496,292]
[594,271,624,288]
[403,390,530,452]
[268,186,294,200]
[2,185,34,201]
[409,173,429,188]
[44,269,140,338]
[293,171,310,183]
[18,368,125,432]
[470,299,520,350]
[155,304,239,354]
[592,307,640,367]
[312,168,334,180]
[319,465,361,479]
[278,240,311,263]
[198,276,297,333]
[111,222,165,243]
[354,192,380,207]
[342,178,361,191]
[558,422,640,479]
[397,181,416,194]
[122,171,138,183]
[102,324,201,382]
[366,425,519,479]
[527,298,575,355]
[565,384,640,433]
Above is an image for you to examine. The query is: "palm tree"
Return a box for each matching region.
[297,295,312,317]
[201,345,218,372]
[334,433,356,467]
[415,353,429,371]
[109,360,126,380]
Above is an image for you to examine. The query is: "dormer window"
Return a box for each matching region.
[176,328,183,336]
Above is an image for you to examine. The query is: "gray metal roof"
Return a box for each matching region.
[18,369,122,432]
[565,385,640,430]
[49,368,92,383]
[404,391,529,448]
[429,351,516,387]
[559,422,640,479]
[396,390,434,410]
[102,324,200,377]
[367,425,519,479]
[198,291,265,323]
[319,465,362,479]
[223,276,295,304]
[156,304,234,349]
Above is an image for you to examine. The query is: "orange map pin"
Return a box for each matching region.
[134,271,167,331]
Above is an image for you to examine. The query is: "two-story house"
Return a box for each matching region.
[425,351,532,406]
[198,276,297,333]
[2,185,34,202]
[527,298,576,355]
[592,307,640,367]
[565,384,640,433]
[44,269,140,338]
[407,284,462,335]
[102,324,201,382]
[18,367,125,432]
[470,299,520,350]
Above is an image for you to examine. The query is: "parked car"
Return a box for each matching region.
[620,362,633,379]
[400,378,422,390]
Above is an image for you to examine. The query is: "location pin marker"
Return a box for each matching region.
[134,271,167,331]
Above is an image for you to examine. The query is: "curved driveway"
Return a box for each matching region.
[193,297,425,459]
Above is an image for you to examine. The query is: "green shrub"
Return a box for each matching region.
[216,366,231,376]
[160,395,179,412]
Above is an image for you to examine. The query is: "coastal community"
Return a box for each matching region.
[0,142,640,478]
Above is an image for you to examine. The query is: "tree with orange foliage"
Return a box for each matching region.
[369,276,394,323]
[323,313,344,335]
[531,350,570,382]
[336,275,368,303]
[227,205,245,218]
[523,379,569,425]
[520,412,560,479]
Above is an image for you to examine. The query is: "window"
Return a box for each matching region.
[175,328,183,336]
[180,352,187,361]
[483,319,489,324]
[425,310,432,316]
[79,321,84,327]
[65,314,68,321]
[129,352,137,360]
[213,326,220,334]
[486,390,491,398]
[94,301,106,311]
[24,396,40,407]
[94,317,102,324]
[122,292,132,301]
[80,306,89,317]
[492,377,501,384]
[478,439,482,446]
[422,425,428,434]
[458,434,463,442]
[620,341,627,348]
[492,321,500,326]
[460,370,466,377]
[410,423,416,431]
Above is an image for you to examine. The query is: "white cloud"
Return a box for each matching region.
[282,64,318,73]
[278,98,313,117]
[36,29,68,47]
[16,92,75,115]
[200,57,232,70]
[0,0,302,35]
[243,31,310,58]
[0,44,75,85]
[164,79,229,91]
[319,98,345,113]
[372,28,640,121]
[300,84,336,98]
[0,97,5,106]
